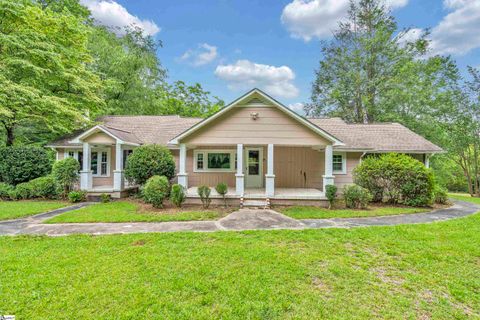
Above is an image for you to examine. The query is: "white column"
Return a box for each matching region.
[425,154,430,168]
[113,143,124,191]
[265,144,275,197]
[322,144,335,192]
[235,143,244,196]
[80,142,92,190]
[177,143,188,188]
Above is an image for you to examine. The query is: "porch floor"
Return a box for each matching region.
[186,187,325,200]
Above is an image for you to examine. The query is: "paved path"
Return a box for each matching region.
[0,200,478,236]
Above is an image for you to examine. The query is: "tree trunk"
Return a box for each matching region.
[5,125,15,146]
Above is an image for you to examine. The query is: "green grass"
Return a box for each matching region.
[279,205,428,219]
[449,193,480,204]
[0,200,68,221]
[45,201,224,223]
[1,213,479,319]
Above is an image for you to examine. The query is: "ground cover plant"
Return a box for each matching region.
[44,201,230,223]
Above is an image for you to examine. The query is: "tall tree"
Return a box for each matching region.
[0,0,103,146]
[307,0,456,129]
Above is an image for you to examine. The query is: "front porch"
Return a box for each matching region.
[186,187,326,200]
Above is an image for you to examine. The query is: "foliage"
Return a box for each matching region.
[215,182,228,207]
[325,184,337,209]
[431,155,468,192]
[13,182,34,200]
[170,184,186,208]
[0,146,52,185]
[125,145,175,185]
[433,186,449,205]
[52,158,80,197]
[197,185,212,209]
[0,182,13,200]
[29,175,58,199]
[143,175,170,208]
[307,0,458,129]
[0,0,103,146]
[68,190,86,203]
[354,153,435,206]
[100,193,111,203]
[343,184,372,209]
[45,201,224,223]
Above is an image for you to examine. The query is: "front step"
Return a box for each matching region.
[241,198,271,209]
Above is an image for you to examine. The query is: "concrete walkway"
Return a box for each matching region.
[0,200,478,236]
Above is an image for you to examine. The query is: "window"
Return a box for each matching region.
[90,149,110,177]
[122,149,133,169]
[194,150,236,172]
[332,152,346,174]
[100,151,108,175]
[91,151,98,174]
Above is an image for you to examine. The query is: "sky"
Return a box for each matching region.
[80,0,480,113]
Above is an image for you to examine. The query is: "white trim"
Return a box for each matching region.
[193,149,236,173]
[333,152,347,175]
[69,125,123,144]
[168,88,344,146]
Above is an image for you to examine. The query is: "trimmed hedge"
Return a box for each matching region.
[52,158,80,197]
[143,175,170,208]
[29,176,58,199]
[343,184,372,209]
[125,145,175,185]
[0,146,52,185]
[0,183,13,200]
[354,153,435,206]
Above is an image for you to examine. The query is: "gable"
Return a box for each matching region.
[83,132,116,144]
[173,89,342,146]
[182,104,330,146]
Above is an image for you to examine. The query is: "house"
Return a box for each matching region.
[47,88,442,205]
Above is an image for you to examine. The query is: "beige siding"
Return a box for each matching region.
[182,106,330,146]
[334,152,362,190]
[274,147,324,189]
[84,132,115,144]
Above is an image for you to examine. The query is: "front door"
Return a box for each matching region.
[245,147,263,188]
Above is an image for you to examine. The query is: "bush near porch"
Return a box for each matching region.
[125,145,175,185]
[354,153,435,206]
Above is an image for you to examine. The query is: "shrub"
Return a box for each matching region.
[325,184,337,209]
[143,175,170,208]
[100,193,111,203]
[433,185,449,204]
[68,190,87,203]
[29,176,58,199]
[354,153,434,206]
[14,182,34,200]
[0,183,13,200]
[0,146,52,185]
[125,145,175,185]
[170,184,186,208]
[343,184,372,209]
[52,158,80,197]
[197,185,211,209]
[215,182,228,207]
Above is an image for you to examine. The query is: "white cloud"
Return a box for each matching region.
[178,43,218,67]
[80,0,160,36]
[428,0,480,56]
[398,27,423,46]
[214,60,299,99]
[281,0,409,41]
[288,102,305,114]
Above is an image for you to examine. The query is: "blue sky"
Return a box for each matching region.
[81,0,480,112]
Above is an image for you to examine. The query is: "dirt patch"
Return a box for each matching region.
[127,198,236,217]
[131,239,146,246]
[311,276,332,294]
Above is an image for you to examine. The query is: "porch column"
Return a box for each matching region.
[265,144,275,197]
[177,143,188,188]
[80,142,92,190]
[235,143,244,196]
[425,154,430,168]
[113,143,124,191]
[322,144,335,192]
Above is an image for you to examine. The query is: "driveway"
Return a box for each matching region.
[0,200,478,236]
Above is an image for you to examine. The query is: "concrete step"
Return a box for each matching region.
[242,199,270,208]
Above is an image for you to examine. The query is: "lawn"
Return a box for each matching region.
[1,212,479,319]
[0,201,68,221]
[449,193,480,204]
[279,205,429,219]
[45,201,229,223]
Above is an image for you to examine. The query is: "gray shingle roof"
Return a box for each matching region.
[308,117,443,153]
[48,115,442,153]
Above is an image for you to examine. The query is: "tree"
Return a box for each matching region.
[307,0,456,129]
[0,1,103,146]
[124,145,175,185]
[52,157,80,196]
